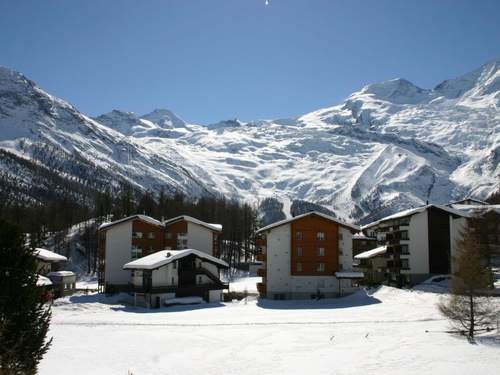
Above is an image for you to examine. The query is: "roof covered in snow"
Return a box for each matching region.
[99,214,163,231]
[353,232,376,240]
[163,215,223,232]
[448,198,488,206]
[123,249,229,270]
[335,271,364,279]
[48,271,76,277]
[257,211,360,234]
[36,274,53,286]
[35,248,68,262]
[450,204,500,216]
[362,204,470,230]
[354,246,387,259]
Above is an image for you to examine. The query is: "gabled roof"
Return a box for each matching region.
[448,198,488,206]
[163,215,223,233]
[451,204,500,216]
[99,214,163,231]
[36,275,53,286]
[353,232,376,240]
[362,204,470,230]
[123,249,229,270]
[35,248,67,262]
[354,246,387,260]
[256,211,360,234]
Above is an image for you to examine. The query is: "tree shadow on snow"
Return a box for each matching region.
[476,332,500,347]
[256,289,381,310]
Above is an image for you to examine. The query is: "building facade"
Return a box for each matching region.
[98,214,222,292]
[256,212,361,299]
[362,205,469,286]
[123,249,229,308]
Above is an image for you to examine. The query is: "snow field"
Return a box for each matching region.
[39,285,500,375]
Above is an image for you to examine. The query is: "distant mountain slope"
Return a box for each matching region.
[0,60,498,223]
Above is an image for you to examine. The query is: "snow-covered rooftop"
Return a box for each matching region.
[353,232,376,240]
[362,204,470,230]
[35,248,67,262]
[48,271,76,277]
[36,274,53,286]
[99,214,163,230]
[257,211,360,234]
[123,249,229,270]
[163,215,223,232]
[335,271,364,279]
[354,246,387,260]
[450,204,500,216]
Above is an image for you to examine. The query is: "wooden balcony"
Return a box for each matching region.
[257,268,267,277]
[256,253,266,262]
[255,238,267,247]
[256,282,266,295]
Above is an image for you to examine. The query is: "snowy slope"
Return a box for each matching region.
[0,60,499,223]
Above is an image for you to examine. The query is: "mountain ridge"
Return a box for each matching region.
[0,61,498,224]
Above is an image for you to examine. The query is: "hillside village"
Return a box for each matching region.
[32,197,500,307]
[28,197,500,374]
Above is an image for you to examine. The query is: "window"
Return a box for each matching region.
[338,263,344,271]
[296,263,302,272]
[401,259,410,269]
[132,231,143,239]
[165,232,172,240]
[171,277,175,285]
[177,233,188,249]
[198,276,203,284]
[296,231,303,240]
[296,247,303,256]
[401,244,409,254]
[317,247,325,256]
[316,232,325,240]
[317,263,325,272]
[148,232,155,240]
[338,233,343,240]
[173,261,177,269]
[131,246,142,259]
[400,231,409,240]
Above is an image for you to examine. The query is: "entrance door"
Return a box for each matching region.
[178,256,196,287]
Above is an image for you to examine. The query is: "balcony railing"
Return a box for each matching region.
[256,253,266,262]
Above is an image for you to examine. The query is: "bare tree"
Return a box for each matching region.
[438,227,497,342]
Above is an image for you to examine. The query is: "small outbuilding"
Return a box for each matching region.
[48,271,76,298]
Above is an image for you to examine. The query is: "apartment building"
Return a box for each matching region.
[97,214,222,292]
[362,204,469,286]
[255,211,362,300]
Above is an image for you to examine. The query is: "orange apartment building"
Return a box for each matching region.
[255,211,363,300]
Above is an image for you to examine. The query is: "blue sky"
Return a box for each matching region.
[1,0,499,124]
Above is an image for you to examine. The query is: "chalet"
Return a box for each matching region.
[97,214,223,292]
[353,245,387,284]
[362,204,470,286]
[34,247,68,274]
[255,211,363,300]
[123,249,229,308]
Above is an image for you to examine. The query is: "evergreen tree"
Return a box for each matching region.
[0,219,52,374]
[438,227,497,342]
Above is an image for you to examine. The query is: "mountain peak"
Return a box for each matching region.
[357,78,430,105]
[141,108,186,128]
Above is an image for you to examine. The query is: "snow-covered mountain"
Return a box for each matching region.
[0,60,498,223]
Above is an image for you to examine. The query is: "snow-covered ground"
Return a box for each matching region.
[39,285,500,375]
